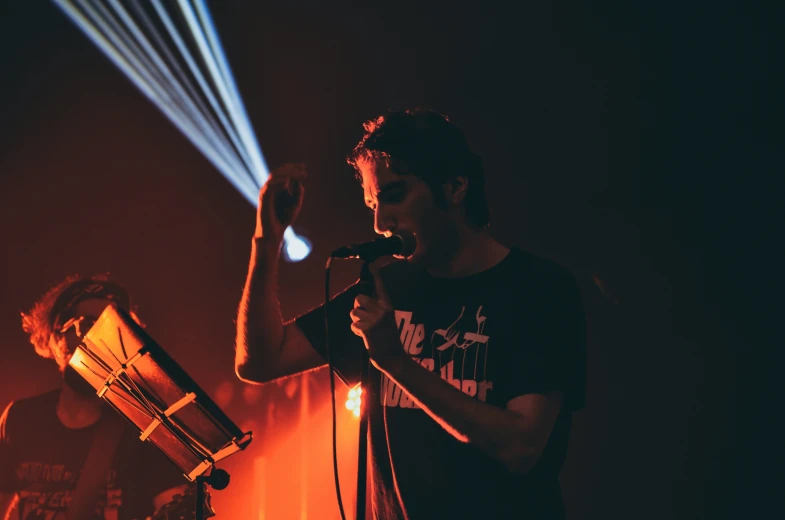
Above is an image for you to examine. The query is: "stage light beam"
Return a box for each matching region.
[51,0,312,261]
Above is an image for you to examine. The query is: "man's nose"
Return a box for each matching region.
[373,205,395,236]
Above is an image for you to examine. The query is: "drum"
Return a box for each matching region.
[68,305,252,481]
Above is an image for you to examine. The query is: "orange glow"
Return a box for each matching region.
[209,369,364,519]
[345,384,362,418]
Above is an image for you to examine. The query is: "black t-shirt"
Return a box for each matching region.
[296,248,586,519]
[0,389,186,520]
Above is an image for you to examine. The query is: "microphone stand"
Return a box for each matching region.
[331,246,404,520]
[195,467,229,518]
[355,260,372,520]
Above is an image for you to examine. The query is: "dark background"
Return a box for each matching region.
[1,1,774,518]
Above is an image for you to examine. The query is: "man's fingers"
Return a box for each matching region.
[354,295,375,309]
[266,176,304,191]
[270,163,307,179]
[288,177,304,197]
[350,323,363,337]
[349,308,371,323]
[261,176,305,208]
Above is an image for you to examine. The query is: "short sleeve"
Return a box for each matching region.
[293,280,369,387]
[496,266,586,411]
[0,401,18,492]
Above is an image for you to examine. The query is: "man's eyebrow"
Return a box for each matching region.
[365,180,407,207]
[377,180,407,196]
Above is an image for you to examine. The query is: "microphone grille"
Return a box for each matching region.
[393,231,417,257]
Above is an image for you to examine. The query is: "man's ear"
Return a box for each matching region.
[443,176,468,204]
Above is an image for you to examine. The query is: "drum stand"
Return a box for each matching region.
[196,467,230,518]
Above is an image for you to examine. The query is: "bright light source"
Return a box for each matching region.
[283,227,312,262]
[52,0,312,261]
[345,383,362,418]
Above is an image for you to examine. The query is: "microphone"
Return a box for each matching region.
[330,232,416,261]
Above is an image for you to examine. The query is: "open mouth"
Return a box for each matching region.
[393,231,417,260]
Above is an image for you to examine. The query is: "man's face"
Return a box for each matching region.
[51,297,115,372]
[359,157,460,267]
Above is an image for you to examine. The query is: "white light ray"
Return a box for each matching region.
[51,0,311,261]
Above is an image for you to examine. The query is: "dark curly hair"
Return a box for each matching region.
[21,274,137,359]
[347,108,490,228]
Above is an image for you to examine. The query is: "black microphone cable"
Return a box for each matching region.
[324,255,348,520]
[323,233,413,519]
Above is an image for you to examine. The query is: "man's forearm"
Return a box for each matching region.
[381,355,539,472]
[235,237,284,380]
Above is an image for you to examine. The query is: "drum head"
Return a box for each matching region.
[69,305,252,480]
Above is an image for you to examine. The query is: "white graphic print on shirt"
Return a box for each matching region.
[380,307,494,408]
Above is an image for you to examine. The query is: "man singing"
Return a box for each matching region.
[235,109,586,518]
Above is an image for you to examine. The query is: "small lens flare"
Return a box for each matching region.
[345,384,362,418]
